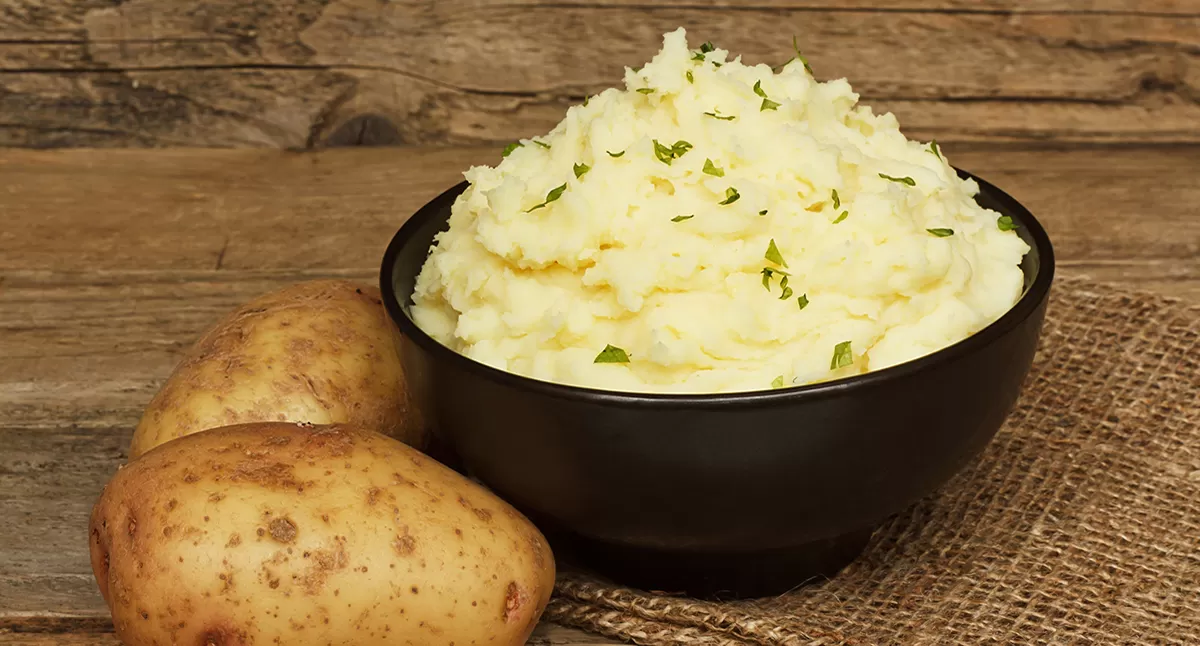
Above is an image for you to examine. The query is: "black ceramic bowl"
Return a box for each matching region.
[380,169,1054,599]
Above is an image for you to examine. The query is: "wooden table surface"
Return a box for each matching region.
[2,142,1198,645]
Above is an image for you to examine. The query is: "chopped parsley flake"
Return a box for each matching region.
[831,341,854,370]
[692,52,706,62]
[718,187,740,205]
[704,111,736,121]
[927,228,955,237]
[702,159,724,177]
[879,173,916,186]
[797,293,809,310]
[594,344,630,364]
[700,42,716,54]
[792,36,814,75]
[533,140,551,149]
[753,81,780,110]
[502,142,522,157]
[997,215,1018,231]
[573,163,591,179]
[759,209,768,216]
[653,139,675,165]
[831,189,840,209]
[780,286,794,300]
[671,214,694,223]
[686,70,694,84]
[526,183,567,212]
[929,140,942,160]
[833,211,849,224]
[636,88,654,94]
[760,266,789,290]
[607,150,625,158]
[653,139,693,165]
[771,375,785,389]
[765,238,788,268]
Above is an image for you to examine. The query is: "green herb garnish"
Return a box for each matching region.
[526,183,567,212]
[583,97,590,107]
[653,139,675,165]
[533,140,551,149]
[927,228,955,237]
[703,159,724,177]
[594,344,630,364]
[686,70,694,84]
[833,211,849,224]
[692,52,706,62]
[929,140,942,160]
[502,142,522,157]
[780,286,794,300]
[704,111,736,121]
[718,187,740,205]
[712,61,722,68]
[636,88,654,94]
[797,293,809,310]
[607,150,625,158]
[997,215,1018,231]
[760,266,789,290]
[759,209,768,216]
[653,139,693,165]
[700,42,716,53]
[573,163,591,179]
[771,375,785,389]
[671,214,694,223]
[831,189,840,209]
[754,81,781,111]
[831,341,853,370]
[879,173,916,186]
[765,238,788,268]
[792,36,814,74]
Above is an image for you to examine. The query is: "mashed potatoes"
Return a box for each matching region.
[411,28,1029,394]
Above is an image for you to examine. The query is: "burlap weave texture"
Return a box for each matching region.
[546,276,1200,645]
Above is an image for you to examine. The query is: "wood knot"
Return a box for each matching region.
[325,114,402,147]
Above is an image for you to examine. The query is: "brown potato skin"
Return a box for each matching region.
[129,280,424,458]
[90,422,555,646]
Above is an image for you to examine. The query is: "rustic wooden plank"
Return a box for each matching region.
[0,616,608,645]
[2,144,1197,273]
[1,144,1197,432]
[0,626,615,645]
[0,1,1194,147]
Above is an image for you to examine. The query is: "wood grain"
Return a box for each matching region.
[0,144,1196,645]
[0,616,608,646]
[0,1,1194,148]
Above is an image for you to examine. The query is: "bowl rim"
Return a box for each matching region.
[380,168,1055,409]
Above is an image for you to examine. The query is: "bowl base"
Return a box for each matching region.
[547,527,875,600]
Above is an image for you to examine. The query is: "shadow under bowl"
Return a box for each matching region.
[380,169,1055,599]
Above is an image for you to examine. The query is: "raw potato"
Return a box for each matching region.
[90,422,555,646]
[130,280,424,458]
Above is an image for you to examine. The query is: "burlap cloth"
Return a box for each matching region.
[545,275,1200,645]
